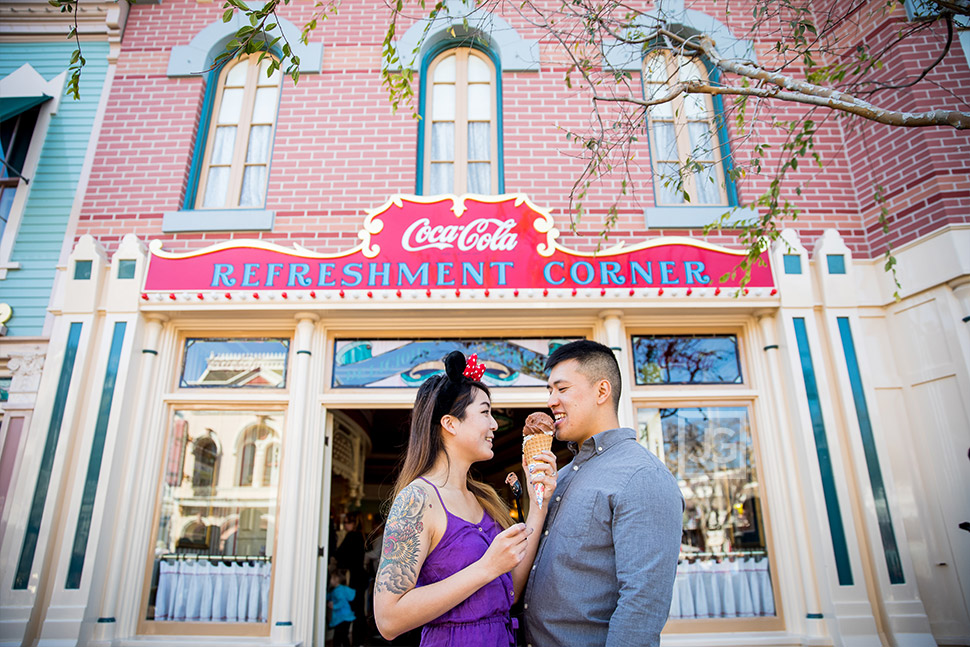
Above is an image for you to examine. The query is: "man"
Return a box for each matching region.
[522,340,683,647]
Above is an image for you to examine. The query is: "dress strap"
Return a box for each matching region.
[417,477,450,514]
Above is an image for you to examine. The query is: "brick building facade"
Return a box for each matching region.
[0,0,968,645]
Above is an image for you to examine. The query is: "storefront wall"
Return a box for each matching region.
[2,220,967,646]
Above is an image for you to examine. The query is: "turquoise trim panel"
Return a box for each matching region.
[14,322,83,589]
[415,41,504,195]
[792,317,854,586]
[783,254,802,274]
[827,254,846,274]
[66,321,126,589]
[0,42,110,336]
[837,317,904,584]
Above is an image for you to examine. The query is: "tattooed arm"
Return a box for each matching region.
[373,480,529,640]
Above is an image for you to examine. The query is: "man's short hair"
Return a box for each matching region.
[546,340,621,411]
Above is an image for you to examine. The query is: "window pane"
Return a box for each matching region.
[432,83,456,120]
[467,122,490,160]
[467,84,491,120]
[225,59,249,86]
[467,162,491,194]
[428,162,454,195]
[636,406,775,618]
[688,121,715,160]
[655,161,684,205]
[433,54,456,82]
[678,58,704,83]
[430,122,454,161]
[258,57,281,86]
[146,409,282,623]
[202,166,230,208]
[693,164,722,205]
[332,338,581,387]
[651,121,678,161]
[631,335,741,384]
[239,165,268,207]
[180,338,289,388]
[251,86,279,124]
[246,125,272,163]
[645,55,668,83]
[0,186,15,239]
[217,88,244,124]
[210,126,236,165]
[647,87,673,118]
[683,93,707,119]
[467,54,490,81]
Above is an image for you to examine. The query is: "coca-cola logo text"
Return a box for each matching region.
[402,217,518,252]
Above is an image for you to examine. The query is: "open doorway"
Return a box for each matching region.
[319,406,568,647]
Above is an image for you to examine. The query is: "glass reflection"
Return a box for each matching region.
[638,406,775,618]
[146,410,282,623]
[632,335,741,384]
[180,338,289,389]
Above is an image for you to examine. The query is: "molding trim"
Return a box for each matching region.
[603,4,756,71]
[644,205,758,229]
[387,0,539,72]
[168,14,323,77]
[162,209,275,233]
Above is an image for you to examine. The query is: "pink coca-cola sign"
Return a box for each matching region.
[143,195,775,292]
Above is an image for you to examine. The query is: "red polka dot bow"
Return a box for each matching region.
[463,353,486,381]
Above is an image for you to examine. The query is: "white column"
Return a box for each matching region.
[92,314,165,641]
[756,311,826,640]
[271,313,318,644]
[598,310,632,429]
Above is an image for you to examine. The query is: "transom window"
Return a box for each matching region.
[423,48,499,195]
[196,54,281,209]
[643,51,728,206]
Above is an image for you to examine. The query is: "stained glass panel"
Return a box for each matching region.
[332,338,580,388]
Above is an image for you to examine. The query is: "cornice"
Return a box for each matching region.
[0,1,127,41]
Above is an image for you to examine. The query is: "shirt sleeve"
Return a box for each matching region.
[606,465,684,647]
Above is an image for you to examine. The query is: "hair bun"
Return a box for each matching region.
[443,351,466,382]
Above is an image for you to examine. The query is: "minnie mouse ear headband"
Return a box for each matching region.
[433,351,488,421]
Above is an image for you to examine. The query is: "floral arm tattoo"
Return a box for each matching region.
[375,484,427,595]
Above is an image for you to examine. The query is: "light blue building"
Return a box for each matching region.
[0,7,124,642]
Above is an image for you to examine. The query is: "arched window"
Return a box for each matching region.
[196,54,281,209]
[191,436,219,488]
[643,51,728,206]
[262,442,280,486]
[422,48,500,195]
[237,422,274,486]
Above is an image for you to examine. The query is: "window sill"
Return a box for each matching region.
[0,261,22,280]
[644,205,758,229]
[162,209,275,233]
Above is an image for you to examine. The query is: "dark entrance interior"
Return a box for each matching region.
[324,406,568,646]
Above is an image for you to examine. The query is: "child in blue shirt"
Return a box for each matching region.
[327,569,356,647]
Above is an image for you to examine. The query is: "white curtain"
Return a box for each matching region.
[668,557,774,619]
[155,559,272,622]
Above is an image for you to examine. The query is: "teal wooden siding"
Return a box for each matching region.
[0,42,109,336]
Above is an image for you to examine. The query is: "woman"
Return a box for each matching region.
[374,351,557,646]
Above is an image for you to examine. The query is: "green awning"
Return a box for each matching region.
[0,94,51,123]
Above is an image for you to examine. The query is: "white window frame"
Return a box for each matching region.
[0,65,66,280]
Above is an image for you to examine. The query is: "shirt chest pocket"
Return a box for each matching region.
[552,486,599,538]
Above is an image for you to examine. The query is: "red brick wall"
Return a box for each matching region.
[76,0,970,259]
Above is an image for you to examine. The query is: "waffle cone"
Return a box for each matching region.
[523,433,553,462]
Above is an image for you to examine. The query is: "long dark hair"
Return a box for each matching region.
[393,351,513,529]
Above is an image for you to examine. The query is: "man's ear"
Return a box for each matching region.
[596,378,612,406]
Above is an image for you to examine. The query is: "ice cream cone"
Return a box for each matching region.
[522,412,554,508]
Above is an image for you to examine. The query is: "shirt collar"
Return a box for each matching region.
[567,427,635,466]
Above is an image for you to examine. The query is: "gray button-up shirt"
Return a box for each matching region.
[522,427,683,647]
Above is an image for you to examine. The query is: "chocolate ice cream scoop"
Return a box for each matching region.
[523,411,554,437]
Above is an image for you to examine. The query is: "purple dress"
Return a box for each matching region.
[415,477,515,647]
